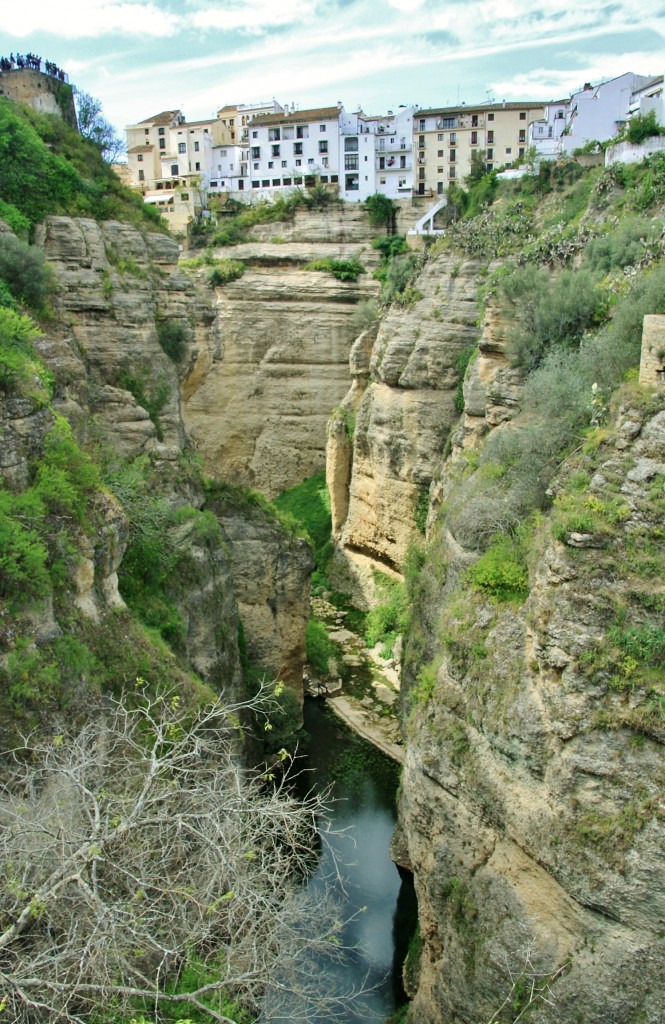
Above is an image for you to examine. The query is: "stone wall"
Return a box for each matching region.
[639,313,665,386]
[0,68,77,127]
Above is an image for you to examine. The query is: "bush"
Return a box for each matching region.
[380,251,421,305]
[351,298,379,333]
[468,531,529,601]
[365,575,408,654]
[157,319,188,362]
[0,306,51,406]
[584,217,657,273]
[306,256,366,281]
[208,258,245,286]
[625,110,665,145]
[305,618,339,676]
[365,193,395,229]
[0,233,54,311]
[499,264,608,370]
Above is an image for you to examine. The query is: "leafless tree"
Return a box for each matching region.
[0,687,367,1024]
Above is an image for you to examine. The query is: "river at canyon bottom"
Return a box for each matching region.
[273,696,418,1023]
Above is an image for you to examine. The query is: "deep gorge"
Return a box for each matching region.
[1,114,665,1024]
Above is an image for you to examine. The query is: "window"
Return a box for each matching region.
[195,162,200,171]
[204,128,208,134]
[252,180,260,188]
[281,160,287,167]
[138,169,144,181]
[380,176,386,184]
[437,166,443,173]
[331,175,338,183]
[400,155,406,168]
[220,149,227,157]
[144,128,149,135]
[319,140,328,153]
[272,145,280,157]
[262,179,269,186]
[319,124,326,132]
[487,147,493,159]
[437,181,444,194]
[210,180,218,187]
[556,110,564,119]
[419,118,426,130]
[268,161,273,169]
[252,130,258,138]
[441,117,456,129]
[418,167,425,180]
[158,127,165,135]
[418,134,425,147]
[488,113,494,121]
[519,130,526,142]
[519,147,525,157]
[471,131,478,145]
[322,157,329,167]
[486,163,493,171]
[251,147,260,159]
[519,111,526,120]
[487,130,494,143]
[449,166,456,178]
[295,158,302,166]
[320,175,328,182]
[158,138,165,149]
[449,132,456,144]
[345,175,359,190]
[308,158,314,165]
[178,142,186,153]
[229,119,234,126]
[345,137,358,152]
[505,147,512,154]
[449,149,456,162]
[294,142,303,155]
[180,192,189,201]
[194,141,199,151]
[253,162,259,170]
[296,125,308,138]
[379,156,385,169]
[437,133,444,141]
[268,128,281,141]
[344,154,358,170]
[272,178,280,185]
[283,177,292,185]
[137,154,143,162]
[438,149,444,157]
[471,114,478,127]
[171,164,178,175]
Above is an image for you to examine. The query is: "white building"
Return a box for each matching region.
[339,105,415,201]
[245,105,342,200]
[628,75,664,126]
[560,73,654,154]
[528,100,568,158]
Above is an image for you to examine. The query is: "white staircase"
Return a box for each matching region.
[408,197,447,236]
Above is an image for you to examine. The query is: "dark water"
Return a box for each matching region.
[289,697,418,1023]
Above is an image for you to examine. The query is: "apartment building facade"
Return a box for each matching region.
[413,102,545,194]
[245,105,342,198]
[339,105,415,201]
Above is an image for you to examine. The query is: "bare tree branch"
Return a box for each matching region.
[0,687,366,1023]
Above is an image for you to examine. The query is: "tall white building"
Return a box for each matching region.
[339,106,416,201]
[560,73,654,154]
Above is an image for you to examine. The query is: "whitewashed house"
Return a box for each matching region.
[559,73,654,153]
[339,105,415,201]
[244,105,342,200]
[528,101,568,158]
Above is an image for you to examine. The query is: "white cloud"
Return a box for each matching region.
[191,0,319,32]
[0,0,180,38]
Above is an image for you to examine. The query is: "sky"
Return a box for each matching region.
[1,0,663,139]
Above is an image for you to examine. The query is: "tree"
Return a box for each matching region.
[74,89,125,163]
[0,687,367,1023]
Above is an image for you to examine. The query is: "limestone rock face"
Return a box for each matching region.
[208,494,315,697]
[396,396,665,1024]
[181,208,380,498]
[328,253,482,594]
[34,216,190,456]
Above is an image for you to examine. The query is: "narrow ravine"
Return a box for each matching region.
[292,698,417,1023]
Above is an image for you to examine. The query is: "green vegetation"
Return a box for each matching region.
[156,318,188,362]
[0,98,163,231]
[365,192,396,230]
[374,248,423,306]
[205,184,339,247]
[0,306,52,403]
[209,257,245,285]
[274,469,332,575]
[467,530,530,602]
[365,572,409,657]
[117,369,171,441]
[624,110,665,145]
[0,232,55,312]
[306,256,366,281]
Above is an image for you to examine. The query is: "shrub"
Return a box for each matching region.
[365,193,395,229]
[0,306,51,406]
[625,110,665,145]
[208,258,245,286]
[380,251,421,305]
[157,319,188,362]
[365,575,408,654]
[584,217,657,273]
[351,298,379,333]
[0,233,55,311]
[372,235,408,259]
[468,532,529,602]
[305,618,339,676]
[306,257,366,281]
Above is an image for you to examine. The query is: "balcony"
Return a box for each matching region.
[377,157,412,170]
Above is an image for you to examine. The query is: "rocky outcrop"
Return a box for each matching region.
[395,393,665,1024]
[327,252,482,601]
[207,492,314,696]
[181,207,381,498]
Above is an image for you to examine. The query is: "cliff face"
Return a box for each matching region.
[327,252,482,601]
[181,206,380,498]
[395,394,665,1024]
[2,215,313,703]
[356,254,665,1022]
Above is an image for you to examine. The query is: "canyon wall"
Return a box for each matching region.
[181,206,381,498]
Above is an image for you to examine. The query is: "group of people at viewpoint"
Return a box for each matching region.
[0,53,66,80]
